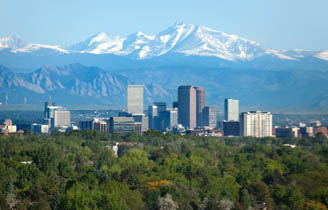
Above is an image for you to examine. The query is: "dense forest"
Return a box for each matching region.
[0,130,327,210]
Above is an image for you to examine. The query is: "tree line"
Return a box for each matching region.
[0,130,327,210]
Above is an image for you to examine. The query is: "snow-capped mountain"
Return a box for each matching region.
[0,22,327,61]
[0,36,26,50]
[68,32,124,54]
[67,22,266,60]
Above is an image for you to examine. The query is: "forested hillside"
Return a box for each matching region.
[0,131,327,210]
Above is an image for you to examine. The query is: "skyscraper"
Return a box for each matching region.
[178,85,196,129]
[195,87,205,127]
[127,85,143,114]
[203,106,216,128]
[224,98,239,121]
[240,111,272,137]
[154,102,166,113]
[148,105,158,129]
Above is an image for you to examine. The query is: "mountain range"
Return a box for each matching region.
[1,22,328,62]
[0,22,328,110]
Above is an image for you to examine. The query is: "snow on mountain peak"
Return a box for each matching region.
[89,32,109,46]
[316,50,328,61]
[0,36,27,50]
[2,22,327,62]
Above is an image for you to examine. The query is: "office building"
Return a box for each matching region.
[161,108,178,131]
[118,111,133,117]
[195,87,206,127]
[53,110,70,128]
[127,85,143,114]
[152,102,167,130]
[240,111,272,137]
[314,126,328,136]
[224,98,239,121]
[109,117,135,134]
[133,113,148,132]
[80,120,93,130]
[45,105,63,119]
[93,118,108,132]
[275,127,299,138]
[299,127,314,137]
[31,123,49,134]
[203,106,216,128]
[154,102,166,113]
[178,85,196,129]
[148,105,158,129]
[223,121,240,136]
[173,101,178,109]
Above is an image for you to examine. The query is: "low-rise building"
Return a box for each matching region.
[31,123,49,134]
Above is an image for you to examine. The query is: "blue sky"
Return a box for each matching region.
[1,0,327,50]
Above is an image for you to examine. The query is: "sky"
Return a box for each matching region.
[1,0,327,50]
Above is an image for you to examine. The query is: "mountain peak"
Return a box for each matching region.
[0,35,27,49]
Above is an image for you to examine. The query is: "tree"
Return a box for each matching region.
[240,188,251,210]
[158,194,178,210]
[0,193,9,210]
[33,145,60,175]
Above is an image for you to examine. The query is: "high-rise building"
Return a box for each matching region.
[154,102,166,113]
[203,106,216,128]
[44,101,52,118]
[224,98,239,121]
[195,87,206,127]
[240,111,272,137]
[161,108,178,131]
[153,102,167,130]
[148,105,158,129]
[178,85,196,129]
[172,101,178,109]
[127,85,143,114]
[52,110,71,128]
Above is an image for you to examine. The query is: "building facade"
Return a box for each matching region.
[31,123,49,134]
[127,85,143,114]
[195,87,206,127]
[223,121,240,136]
[53,110,71,128]
[203,106,216,128]
[109,117,135,134]
[178,86,196,129]
[224,98,239,121]
[148,105,158,129]
[240,111,272,137]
